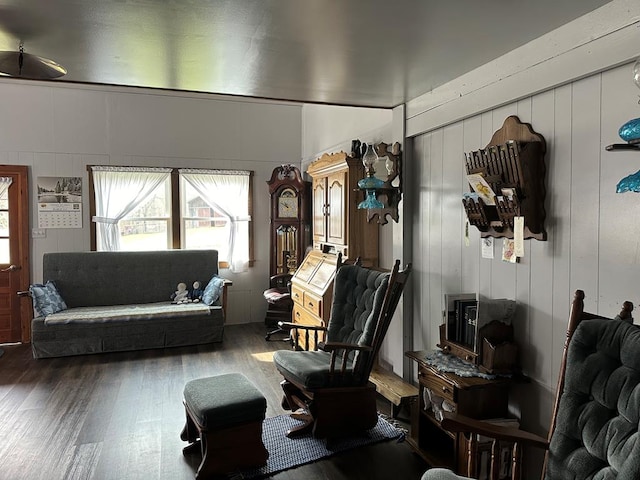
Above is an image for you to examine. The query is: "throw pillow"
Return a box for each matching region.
[202,275,225,305]
[29,280,68,317]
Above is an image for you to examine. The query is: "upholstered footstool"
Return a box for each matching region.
[180,373,268,478]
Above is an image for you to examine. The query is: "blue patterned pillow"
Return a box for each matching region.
[202,275,225,306]
[29,280,67,317]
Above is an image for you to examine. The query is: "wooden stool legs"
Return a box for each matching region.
[182,405,268,478]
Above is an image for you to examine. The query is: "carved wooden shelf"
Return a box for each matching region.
[463,115,547,240]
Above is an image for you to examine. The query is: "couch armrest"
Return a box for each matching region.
[221,279,232,315]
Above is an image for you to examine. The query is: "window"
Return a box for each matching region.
[88,166,253,271]
[0,177,11,264]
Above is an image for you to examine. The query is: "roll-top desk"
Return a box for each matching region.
[289,250,340,349]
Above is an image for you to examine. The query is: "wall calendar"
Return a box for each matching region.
[37,176,83,229]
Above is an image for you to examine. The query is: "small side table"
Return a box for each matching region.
[405,350,513,476]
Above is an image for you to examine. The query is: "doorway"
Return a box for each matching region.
[0,165,30,344]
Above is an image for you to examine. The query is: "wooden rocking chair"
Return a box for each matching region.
[421,289,639,480]
[272,259,411,438]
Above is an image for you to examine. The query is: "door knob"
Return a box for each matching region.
[1,264,19,272]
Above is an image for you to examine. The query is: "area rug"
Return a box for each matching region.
[229,414,405,479]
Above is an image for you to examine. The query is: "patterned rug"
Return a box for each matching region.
[229,414,405,479]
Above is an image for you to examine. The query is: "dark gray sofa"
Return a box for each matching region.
[30,249,228,359]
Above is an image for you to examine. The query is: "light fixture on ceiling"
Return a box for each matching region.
[0,43,66,79]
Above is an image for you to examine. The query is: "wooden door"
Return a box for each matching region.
[0,166,30,343]
[326,170,346,246]
[312,177,326,245]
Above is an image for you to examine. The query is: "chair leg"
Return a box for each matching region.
[286,412,314,438]
[265,326,291,342]
[181,405,198,443]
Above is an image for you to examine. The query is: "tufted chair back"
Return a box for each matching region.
[420,291,639,480]
[545,318,640,479]
[325,264,390,381]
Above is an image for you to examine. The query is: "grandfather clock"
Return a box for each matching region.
[267,165,310,277]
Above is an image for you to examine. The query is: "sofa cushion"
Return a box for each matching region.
[29,281,67,317]
[202,275,225,305]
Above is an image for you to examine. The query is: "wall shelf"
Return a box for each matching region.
[463,115,547,240]
[606,143,640,151]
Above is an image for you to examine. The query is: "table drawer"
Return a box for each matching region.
[418,368,456,404]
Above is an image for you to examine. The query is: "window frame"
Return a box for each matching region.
[87,166,254,269]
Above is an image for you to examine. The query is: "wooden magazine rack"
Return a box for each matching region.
[462,116,547,240]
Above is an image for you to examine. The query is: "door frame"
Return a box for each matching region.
[0,165,30,342]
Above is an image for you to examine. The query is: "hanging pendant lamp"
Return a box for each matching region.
[0,44,66,79]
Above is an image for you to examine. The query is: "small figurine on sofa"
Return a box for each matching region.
[171,282,190,304]
[189,281,204,303]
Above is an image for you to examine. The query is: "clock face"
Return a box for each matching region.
[278,190,299,218]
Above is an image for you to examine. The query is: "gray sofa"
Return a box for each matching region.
[30,249,228,359]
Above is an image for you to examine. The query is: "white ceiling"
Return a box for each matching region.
[0,0,612,108]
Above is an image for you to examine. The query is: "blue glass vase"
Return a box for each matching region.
[357,175,385,209]
[619,117,640,143]
[616,170,640,193]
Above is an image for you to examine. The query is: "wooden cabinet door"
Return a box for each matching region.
[326,171,346,246]
[312,177,326,245]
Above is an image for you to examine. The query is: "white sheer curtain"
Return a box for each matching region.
[180,169,251,272]
[0,177,12,198]
[91,166,171,251]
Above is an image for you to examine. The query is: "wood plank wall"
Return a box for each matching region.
[409,61,640,478]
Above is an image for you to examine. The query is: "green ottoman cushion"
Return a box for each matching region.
[183,373,266,429]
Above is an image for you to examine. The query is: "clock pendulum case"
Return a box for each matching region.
[266,165,311,277]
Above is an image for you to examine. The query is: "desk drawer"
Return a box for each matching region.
[303,291,322,318]
[418,368,456,404]
[291,285,304,305]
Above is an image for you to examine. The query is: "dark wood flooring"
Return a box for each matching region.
[0,323,428,480]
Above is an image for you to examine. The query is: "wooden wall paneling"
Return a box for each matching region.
[461,116,482,294]
[570,75,602,311]
[549,84,574,388]
[485,107,518,300]
[511,98,534,379]
[442,122,464,293]
[52,153,84,253]
[428,130,445,349]
[477,112,495,299]
[598,64,640,314]
[413,134,428,351]
[527,90,555,384]
[32,152,57,283]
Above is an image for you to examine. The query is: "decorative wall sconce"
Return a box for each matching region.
[606,57,640,192]
[353,140,403,225]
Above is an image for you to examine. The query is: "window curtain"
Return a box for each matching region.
[0,177,13,198]
[180,169,251,272]
[91,166,171,251]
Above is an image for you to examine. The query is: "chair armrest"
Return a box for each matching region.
[320,342,372,353]
[278,321,326,332]
[440,412,549,450]
[278,321,328,351]
[319,342,373,375]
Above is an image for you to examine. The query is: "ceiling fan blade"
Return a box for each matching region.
[0,51,66,79]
